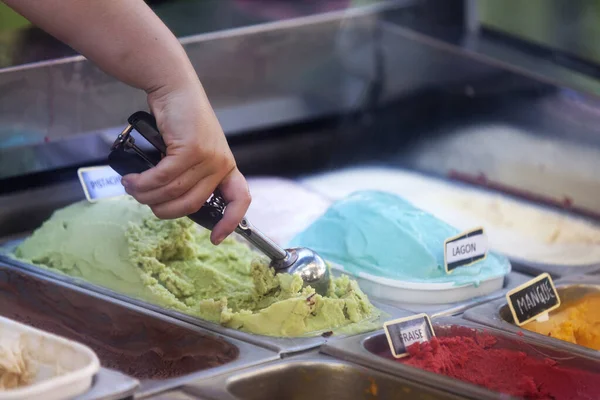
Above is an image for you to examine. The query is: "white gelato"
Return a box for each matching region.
[246,177,332,245]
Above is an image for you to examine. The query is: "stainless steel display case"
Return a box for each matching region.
[463,274,600,360]
[3,1,600,397]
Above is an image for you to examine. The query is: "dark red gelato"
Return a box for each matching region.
[379,330,600,400]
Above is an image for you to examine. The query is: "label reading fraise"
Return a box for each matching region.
[506,273,561,326]
[383,314,435,359]
[78,166,127,203]
[444,227,488,273]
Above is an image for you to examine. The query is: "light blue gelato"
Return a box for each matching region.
[288,191,511,286]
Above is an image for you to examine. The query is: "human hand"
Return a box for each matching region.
[121,82,251,245]
[4,0,250,244]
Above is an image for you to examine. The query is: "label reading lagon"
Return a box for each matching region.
[506,273,561,326]
[383,314,435,359]
[444,227,488,273]
[78,166,127,202]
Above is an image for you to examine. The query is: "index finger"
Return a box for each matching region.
[123,154,189,194]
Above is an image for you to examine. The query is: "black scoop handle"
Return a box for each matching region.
[108,111,225,230]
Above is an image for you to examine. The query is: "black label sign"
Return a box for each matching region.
[506,273,561,326]
[444,228,488,273]
[383,314,435,358]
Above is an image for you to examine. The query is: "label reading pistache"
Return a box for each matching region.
[383,314,435,359]
[506,273,561,326]
[78,166,127,202]
[444,227,488,273]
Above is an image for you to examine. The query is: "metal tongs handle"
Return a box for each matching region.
[108,111,288,262]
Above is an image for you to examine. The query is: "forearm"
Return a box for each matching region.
[6,0,249,234]
[5,0,197,94]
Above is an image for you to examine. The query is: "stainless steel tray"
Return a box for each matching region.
[321,316,600,400]
[463,274,600,360]
[508,257,600,279]
[369,271,532,317]
[166,352,466,400]
[0,261,278,399]
[0,244,411,355]
[77,368,139,400]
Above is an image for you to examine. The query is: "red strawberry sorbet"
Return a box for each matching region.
[379,330,600,400]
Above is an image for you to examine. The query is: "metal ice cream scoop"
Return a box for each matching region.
[108,111,330,295]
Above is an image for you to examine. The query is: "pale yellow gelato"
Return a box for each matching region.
[0,337,32,390]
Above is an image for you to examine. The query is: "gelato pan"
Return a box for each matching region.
[322,318,600,399]
[12,197,380,337]
[463,277,600,361]
[301,166,600,267]
[0,266,239,380]
[378,326,600,399]
[289,191,510,286]
[288,191,510,304]
[523,293,600,351]
[186,352,467,400]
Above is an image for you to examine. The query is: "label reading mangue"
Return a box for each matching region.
[506,273,561,326]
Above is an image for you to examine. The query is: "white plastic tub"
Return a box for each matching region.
[0,316,100,400]
[331,264,505,304]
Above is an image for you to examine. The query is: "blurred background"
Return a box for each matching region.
[2,0,600,237]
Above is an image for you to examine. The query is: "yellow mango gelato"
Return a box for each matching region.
[524,294,600,350]
[14,197,380,337]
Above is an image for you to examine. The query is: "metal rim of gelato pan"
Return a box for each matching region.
[330,262,506,304]
[321,316,600,400]
[328,267,533,318]
[463,274,600,361]
[0,261,279,398]
[367,271,532,318]
[0,245,410,356]
[175,351,467,400]
[508,256,600,279]
[77,368,139,400]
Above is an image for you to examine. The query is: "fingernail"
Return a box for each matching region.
[213,235,224,245]
[121,178,130,189]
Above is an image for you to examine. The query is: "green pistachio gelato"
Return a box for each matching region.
[14,197,380,337]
